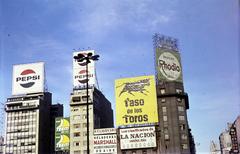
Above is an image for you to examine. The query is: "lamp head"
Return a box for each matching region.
[91,55,100,61]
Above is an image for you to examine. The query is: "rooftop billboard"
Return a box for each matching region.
[155,48,183,83]
[115,75,158,126]
[12,62,45,95]
[73,50,95,88]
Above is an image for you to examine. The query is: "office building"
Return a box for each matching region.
[5,92,52,154]
[70,50,114,154]
[4,62,64,154]
[69,87,113,154]
[154,34,195,154]
[234,116,240,150]
[219,123,233,154]
[219,117,240,154]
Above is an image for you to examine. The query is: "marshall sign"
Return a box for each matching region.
[12,62,44,95]
[156,48,183,83]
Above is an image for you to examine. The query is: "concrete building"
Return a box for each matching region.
[233,116,240,152]
[219,123,232,154]
[218,117,240,154]
[154,34,194,154]
[0,136,4,154]
[156,81,191,154]
[4,92,52,154]
[69,87,113,154]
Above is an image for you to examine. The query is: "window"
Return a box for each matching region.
[74,151,81,154]
[179,124,186,131]
[161,98,166,103]
[74,124,80,129]
[177,97,182,102]
[164,127,168,133]
[163,116,167,121]
[74,142,80,146]
[179,115,185,121]
[72,97,81,102]
[73,115,81,120]
[82,95,90,101]
[160,89,166,94]
[178,106,184,112]
[142,150,147,154]
[181,144,188,149]
[72,108,79,112]
[162,107,167,113]
[164,134,169,140]
[73,132,80,137]
[181,134,187,140]
[176,89,182,93]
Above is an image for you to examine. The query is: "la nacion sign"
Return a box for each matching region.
[120,126,157,150]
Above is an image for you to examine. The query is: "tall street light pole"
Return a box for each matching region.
[74,52,99,154]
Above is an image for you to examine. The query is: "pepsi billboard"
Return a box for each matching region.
[12,62,45,95]
[73,50,95,88]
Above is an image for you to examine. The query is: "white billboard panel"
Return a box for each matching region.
[12,62,45,95]
[120,126,156,150]
[73,50,95,88]
[94,134,117,154]
[94,128,117,135]
[73,66,95,87]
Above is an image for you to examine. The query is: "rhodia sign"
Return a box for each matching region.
[115,75,158,126]
[156,48,183,82]
[12,62,44,95]
[73,50,95,88]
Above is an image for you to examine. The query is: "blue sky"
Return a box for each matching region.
[0,0,239,153]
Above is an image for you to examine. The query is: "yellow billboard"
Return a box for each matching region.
[115,75,159,126]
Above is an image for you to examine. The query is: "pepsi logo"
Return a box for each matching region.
[16,69,40,88]
[74,69,93,84]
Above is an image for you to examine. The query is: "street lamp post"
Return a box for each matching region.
[74,52,99,154]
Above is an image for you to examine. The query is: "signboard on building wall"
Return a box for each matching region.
[115,75,158,126]
[12,62,45,95]
[94,128,117,154]
[155,48,183,82]
[94,128,117,135]
[120,126,156,150]
[73,50,95,88]
[55,117,70,151]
